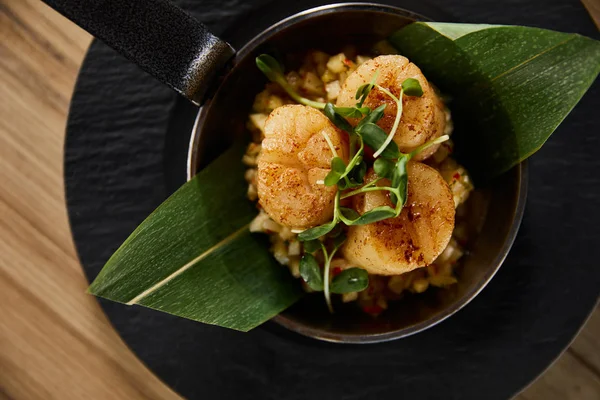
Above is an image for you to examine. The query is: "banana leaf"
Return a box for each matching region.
[389,23,600,181]
[89,23,599,332]
[88,142,303,331]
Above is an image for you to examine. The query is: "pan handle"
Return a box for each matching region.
[42,0,235,104]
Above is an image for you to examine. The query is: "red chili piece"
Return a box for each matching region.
[362,305,383,314]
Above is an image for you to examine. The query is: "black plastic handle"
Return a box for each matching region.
[42,0,235,103]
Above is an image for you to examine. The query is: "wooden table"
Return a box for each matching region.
[1,1,598,399]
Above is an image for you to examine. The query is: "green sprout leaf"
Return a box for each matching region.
[332,232,347,250]
[324,157,347,186]
[299,253,323,291]
[303,239,321,253]
[330,268,369,294]
[357,122,400,159]
[333,106,371,119]
[373,158,395,179]
[324,103,354,133]
[339,206,397,226]
[356,104,387,131]
[331,157,346,173]
[355,71,379,107]
[255,54,284,81]
[256,54,325,110]
[297,219,338,241]
[353,161,368,183]
[402,78,424,97]
[390,156,409,206]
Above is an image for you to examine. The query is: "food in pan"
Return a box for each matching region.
[246,49,473,314]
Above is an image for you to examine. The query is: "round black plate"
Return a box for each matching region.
[65,0,600,399]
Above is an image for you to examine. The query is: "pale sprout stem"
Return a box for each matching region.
[373,85,403,158]
[321,131,339,158]
[410,134,450,158]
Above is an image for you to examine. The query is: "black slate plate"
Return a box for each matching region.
[64,0,600,399]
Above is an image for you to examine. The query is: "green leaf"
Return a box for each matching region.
[350,207,397,225]
[357,122,400,159]
[390,156,409,206]
[339,206,397,226]
[373,158,394,179]
[402,78,424,97]
[303,239,321,253]
[324,157,347,186]
[389,23,600,180]
[324,170,341,186]
[355,82,374,107]
[256,55,326,110]
[331,157,346,173]
[339,207,360,221]
[353,161,368,183]
[330,268,369,294]
[324,103,354,133]
[256,54,285,82]
[297,220,338,241]
[333,106,366,119]
[88,142,302,332]
[356,104,387,131]
[300,253,323,291]
[332,232,347,250]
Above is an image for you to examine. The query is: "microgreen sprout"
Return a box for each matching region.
[299,232,368,313]
[256,54,326,109]
[372,85,403,158]
[321,132,339,157]
[370,78,424,158]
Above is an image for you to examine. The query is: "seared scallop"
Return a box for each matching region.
[257,105,348,229]
[342,162,455,275]
[336,55,446,160]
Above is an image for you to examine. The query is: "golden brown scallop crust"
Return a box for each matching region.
[342,161,455,275]
[257,105,348,229]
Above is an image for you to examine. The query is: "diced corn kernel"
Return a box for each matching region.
[288,240,301,256]
[262,219,282,233]
[327,53,347,74]
[356,55,372,65]
[388,275,406,294]
[429,275,458,288]
[342,292,358,303]
[311,50,329,76]
[249,211,270,232]
[279,226,295,241]
[247,184,257,201]
[267,95,284,111]
[244,168,256,184]
[444,110,454,135]
[271,238,289,265]
[302,72,325,96]
[242,154,257,166]
[321,69,338,84]
[412,279,430,293]
[252,90,271,113]
[338,71,348,85]
[288,257,301,278]
[249,113,268,134]
[326,80,341,101]
[436,239,463,265]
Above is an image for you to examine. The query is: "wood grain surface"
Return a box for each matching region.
[0,0,598,399]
